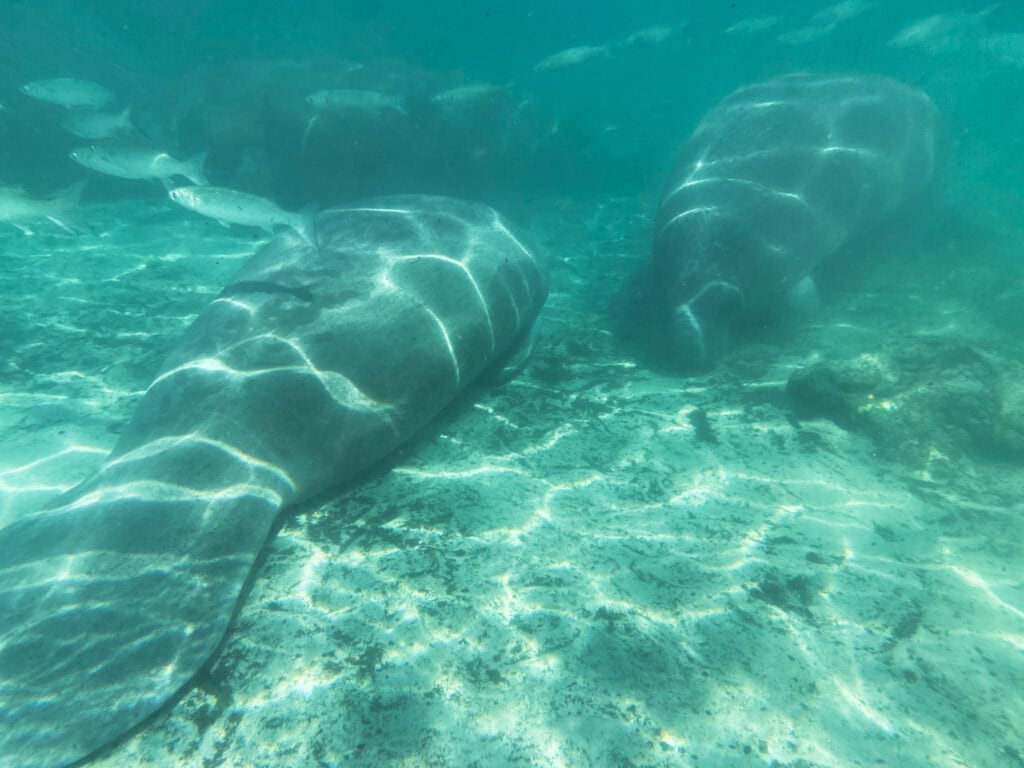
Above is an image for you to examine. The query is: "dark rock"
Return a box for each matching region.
[787,335,1024,466]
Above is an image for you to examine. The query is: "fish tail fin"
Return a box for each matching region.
[300,115,319,152]
[118,106,135,134]
[49,179,87,206]
[46,214,88,235]
[186,151,210,185]
[291,204,318,246]
[44,180,91,234]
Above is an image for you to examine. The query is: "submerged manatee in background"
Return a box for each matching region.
[0,195,548,768]
[631,72,938,370]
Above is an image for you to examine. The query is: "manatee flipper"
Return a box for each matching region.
[784,274,821,321]
[489,319,541,384]
[0,196,548,768]
[671,280,743,368]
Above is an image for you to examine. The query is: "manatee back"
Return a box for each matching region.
[0,195,547,768]
[116,195,548,495]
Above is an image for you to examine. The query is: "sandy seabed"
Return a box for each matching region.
[1,195,1022,768]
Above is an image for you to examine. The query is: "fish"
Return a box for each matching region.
[60,107,135,140]
[168,185,313,240]
[306,88,407,115]
[778,24,836,45]
[430,83,508,108]
[20,78,115,109]
[811,0,874,26]
[778,0,874,45]
[889,9,995,54]
[617,24,679,48]
[725,15,782,36]
[534,45,610,72]
[0,181,86,236]
[69,144,208,186]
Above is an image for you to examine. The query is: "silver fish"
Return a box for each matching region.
[776,0,874,45]
[168,185,312,240]
[306,88,406,115]
[725,15,782,36]
[430,83,507,107]
[618,24,679,48]
[534,45,610,72]
[890,9,995,54]
[811,0,874,26]
[20,78,115,109]
[0,181,86,235]
[778,24,836,45]
[69,144,208,185]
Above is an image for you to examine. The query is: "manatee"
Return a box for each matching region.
[0,195,548,768]
[624,72,938,370]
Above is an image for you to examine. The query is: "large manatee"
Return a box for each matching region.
[628,72,938,369]
[0,195,548,768]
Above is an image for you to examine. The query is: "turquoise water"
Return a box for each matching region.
[2,2,1023,767]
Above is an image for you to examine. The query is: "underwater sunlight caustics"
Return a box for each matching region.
[0,196,548,768]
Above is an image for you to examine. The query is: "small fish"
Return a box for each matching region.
[778,24,836,45]
[725,15,782,36]
[534,45,610,72]
[811,0,874,26]
[0,181,86,236]
[890,9,994,54]
[20,78,115,109]
[60,107,135,140]
[168,185,313,241]
[306,89,407,115]
[617,24,679,48]
[70,144,208,186]
[430,84,507,107]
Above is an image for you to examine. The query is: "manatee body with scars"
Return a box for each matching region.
[641,72,938,370]
[0,195,548,768]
